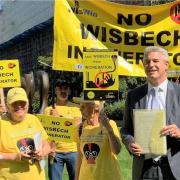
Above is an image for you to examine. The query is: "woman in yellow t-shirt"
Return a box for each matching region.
[74,99,122,180]
[0,87,51,180]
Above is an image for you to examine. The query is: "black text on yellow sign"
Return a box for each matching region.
[0,60,21,88]
[53,0,180,77]
[36,114,76,143]
[83,49,119,100]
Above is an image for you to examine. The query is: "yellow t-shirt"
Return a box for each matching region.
[0,113,48,180]
[78,120,122,180]
[44,102,81,152]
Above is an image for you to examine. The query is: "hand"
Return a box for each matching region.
[49,140,56,158]
[49,151,56,158]
[98,110,111,131]
[15,152,31,162]
[33,149,46,161]
[49,140,56,164]
[74,117,81,126]
[128,143,142,156]
[161,124,180,139]
[50,108,60,117]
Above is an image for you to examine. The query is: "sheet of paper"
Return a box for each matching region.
[33,131,42,151]
[33,132,45,170]
[133,109,167,155]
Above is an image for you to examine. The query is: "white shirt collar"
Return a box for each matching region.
[148,79,168,92]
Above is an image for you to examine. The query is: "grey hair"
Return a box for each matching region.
[143,46,169,62]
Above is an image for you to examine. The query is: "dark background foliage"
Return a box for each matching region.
[33,56,146,122]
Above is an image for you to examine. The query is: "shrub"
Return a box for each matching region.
[104,100,125,121]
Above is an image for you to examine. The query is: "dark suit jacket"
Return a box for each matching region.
[121,81,180,180]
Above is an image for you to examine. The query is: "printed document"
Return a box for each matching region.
[133,109,167,155]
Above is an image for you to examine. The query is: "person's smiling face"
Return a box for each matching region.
[8,101,28,123]
[143,51,169,86]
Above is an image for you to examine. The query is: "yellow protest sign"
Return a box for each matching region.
[0,60,21,88]
[36,114,76,143]
[83,49,119,100]
[53,0,180,77]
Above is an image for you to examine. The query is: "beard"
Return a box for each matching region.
[58,92,68,100]
[61,91,68,97]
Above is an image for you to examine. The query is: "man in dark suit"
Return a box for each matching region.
[121,46,180,180]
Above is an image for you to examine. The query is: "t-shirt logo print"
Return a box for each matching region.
[83,143,100,164]
[17,138,35,154]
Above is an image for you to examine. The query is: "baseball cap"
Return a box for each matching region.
[7,87,28,105]
[55,79,70,87]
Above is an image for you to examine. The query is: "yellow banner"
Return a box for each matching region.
[53,0,180,77]
[0,60,21,88]
[83,49,119,100]
[36,114,76,143]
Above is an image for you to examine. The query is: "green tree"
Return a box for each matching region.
[34,56,146,121]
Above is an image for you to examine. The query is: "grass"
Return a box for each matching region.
[119,144,133,180]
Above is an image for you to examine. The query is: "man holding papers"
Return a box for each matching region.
[121,46,180,180]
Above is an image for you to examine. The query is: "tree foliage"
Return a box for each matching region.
[104,76,146,120]
[34,56,146,120]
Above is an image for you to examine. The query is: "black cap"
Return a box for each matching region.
[55,79,70,87]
